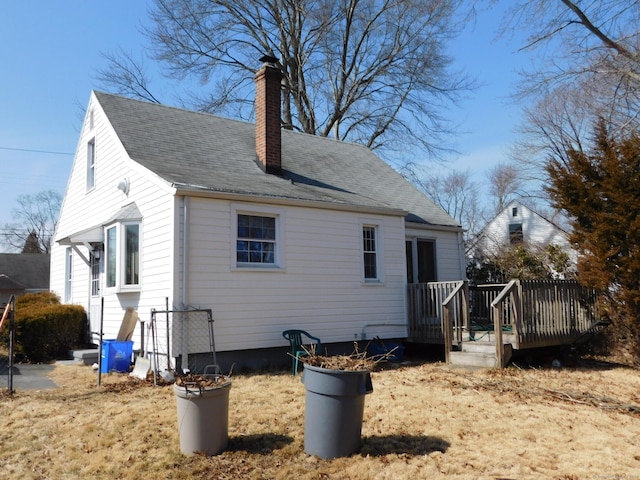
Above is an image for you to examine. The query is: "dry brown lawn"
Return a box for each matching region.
[1,358,640,479]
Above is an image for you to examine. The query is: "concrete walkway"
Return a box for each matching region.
[0,360,82,391]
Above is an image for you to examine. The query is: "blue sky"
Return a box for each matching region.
[0,2,529,242]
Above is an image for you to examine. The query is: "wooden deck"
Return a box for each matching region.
[407,279,607,367]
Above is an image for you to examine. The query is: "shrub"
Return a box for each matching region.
[16,291,61,308]
[1,292,87,362]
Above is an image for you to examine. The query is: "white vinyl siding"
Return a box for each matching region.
[184,199,406,351]
[51,92,176,345]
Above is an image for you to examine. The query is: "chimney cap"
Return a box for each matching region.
[259,54,278,65]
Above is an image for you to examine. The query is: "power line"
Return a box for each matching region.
[0,146,74,156]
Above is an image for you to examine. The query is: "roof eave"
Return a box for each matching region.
[406,221,463,233]
[173,184,407,217]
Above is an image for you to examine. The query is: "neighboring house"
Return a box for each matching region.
[0,253,51,305]
[471,200,577,267]
[50,58,465,367]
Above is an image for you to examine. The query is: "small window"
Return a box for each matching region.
[87,138,96,191]
[105,222,141,291]
[106,226,117,288]
[90,249,101,297]
[64,248,73,302]
[512,207,518,217]
[124,224,139,285]
[509,223,524,245]
[363,225,378,280]
[237,214,276,265]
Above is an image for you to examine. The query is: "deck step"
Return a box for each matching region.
[69,348,99,365]
[449,342,512,368]
[463,331,517,343]
[456,340,495,353]
[450,350,499,368]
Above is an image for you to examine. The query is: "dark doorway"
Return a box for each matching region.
[406,239,437,283]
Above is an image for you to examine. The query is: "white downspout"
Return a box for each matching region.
[180,196,190,372]
[181,196,189,308]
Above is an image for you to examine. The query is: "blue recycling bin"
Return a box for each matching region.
[101,340,133,373]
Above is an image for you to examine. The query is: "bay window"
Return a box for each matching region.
[105,222,140,291]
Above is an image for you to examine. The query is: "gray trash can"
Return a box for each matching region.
[173,379,231,456]
[301,364,373,458]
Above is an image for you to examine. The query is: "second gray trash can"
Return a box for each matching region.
[301,364,373,458]
[174,378,231,456]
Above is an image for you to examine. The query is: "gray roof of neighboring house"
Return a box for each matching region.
[0,254,50,290]
[95,91,460,228]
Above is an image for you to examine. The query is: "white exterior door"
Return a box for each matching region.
[88,248,103,342]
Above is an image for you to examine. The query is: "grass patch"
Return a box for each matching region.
[1,359,640,479]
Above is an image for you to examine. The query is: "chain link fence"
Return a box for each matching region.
[149,308,219,374]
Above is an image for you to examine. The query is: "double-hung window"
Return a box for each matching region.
[87,138,96,191]
[509,223,524,245]
[363,225,378,281]
[236,214,276,265]
[105,222,140,291]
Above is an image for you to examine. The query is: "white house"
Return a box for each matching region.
[50,59,465,369]
[472,200,576,266]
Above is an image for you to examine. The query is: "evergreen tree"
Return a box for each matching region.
[546,120,640,358]
[21,231,43,254]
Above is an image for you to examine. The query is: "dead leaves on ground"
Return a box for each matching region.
[452,370,640,416]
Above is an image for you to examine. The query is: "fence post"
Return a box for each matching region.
[8,296,15,395]
[493,300,503,368]
[443,304,452,364]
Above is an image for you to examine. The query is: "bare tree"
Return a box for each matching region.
[97,0,473,162]
[97,47,161,104]
[486,163,522,214]
[1,190,62,254]
[417,168,486,246]
[504,1,640,110]
[504,1,640,174]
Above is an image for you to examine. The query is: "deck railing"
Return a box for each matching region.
[469,284,507,326]
[442,282,469,364]
[407,281,467,344]
[515,279,601,348]
[409,279,603,353]
[491,280,521,366]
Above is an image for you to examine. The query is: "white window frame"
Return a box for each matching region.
[64,247,73,302]
[87,138,96,191]
[509,222,524,245]
[104,221,141,292]
[360,220,383,283]
[90,248,101,297]
[231,204,285,270]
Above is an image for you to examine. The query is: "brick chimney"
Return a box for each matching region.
[254,55,283,174]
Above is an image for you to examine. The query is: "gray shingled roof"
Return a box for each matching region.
[95,91,460,228]
[0,254,50,290]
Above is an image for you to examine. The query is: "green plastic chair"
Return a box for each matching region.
[282,329,322,375]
